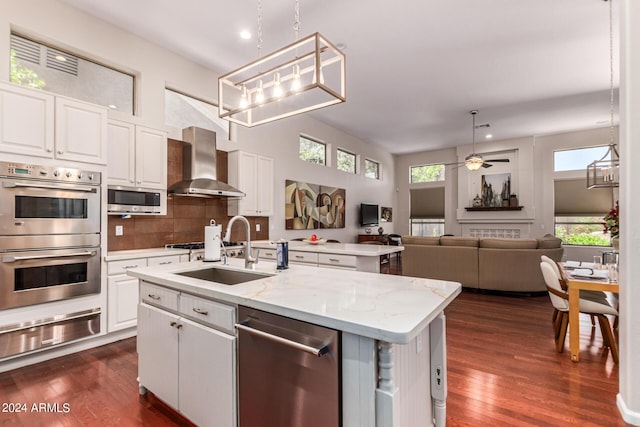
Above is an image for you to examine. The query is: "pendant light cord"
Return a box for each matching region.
[294,0,300,41]
[257,0,263,58]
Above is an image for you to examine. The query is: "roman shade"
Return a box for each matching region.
[554,178,614,216]
[410,187,445,219]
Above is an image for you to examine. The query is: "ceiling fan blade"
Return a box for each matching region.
[484,159,510,163]
[481,163,493,168]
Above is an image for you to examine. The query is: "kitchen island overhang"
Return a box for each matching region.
[128,258,461,426]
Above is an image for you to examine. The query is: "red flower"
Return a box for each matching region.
[603,201,619,237]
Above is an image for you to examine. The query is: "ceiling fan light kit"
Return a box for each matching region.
[218,0,346,127]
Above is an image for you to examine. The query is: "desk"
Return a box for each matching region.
[567,277,619,362]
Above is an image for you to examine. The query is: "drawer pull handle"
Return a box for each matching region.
[329,258,340,262]
[193,308,209,316]
[147,294,161,300]
[123,265,138,269]
[295,255,304,259]
[159,261,172,265]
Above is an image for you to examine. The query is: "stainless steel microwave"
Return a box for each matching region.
[107,187,165,215]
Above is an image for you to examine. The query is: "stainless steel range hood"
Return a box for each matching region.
[168,127,244,198]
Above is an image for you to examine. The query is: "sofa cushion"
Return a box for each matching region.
[401,236,441,246]
[479,238,538,249]
[440,236,479,247]
[537,234,563,249]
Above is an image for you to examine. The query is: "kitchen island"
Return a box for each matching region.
[251,239,403,272]
[128,257,461,427]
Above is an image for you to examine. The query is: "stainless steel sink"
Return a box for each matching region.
[176,267,272,285]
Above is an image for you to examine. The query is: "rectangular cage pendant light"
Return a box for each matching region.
[218,32,346,127]
[586,144,619,189]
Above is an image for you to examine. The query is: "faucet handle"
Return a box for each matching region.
[253,248,260,265]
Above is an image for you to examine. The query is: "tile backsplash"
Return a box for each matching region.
[107,138,269,251]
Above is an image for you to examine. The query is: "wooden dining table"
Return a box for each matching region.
[564,269,619,362]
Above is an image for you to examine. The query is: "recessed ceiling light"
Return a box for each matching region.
[335,42,347,50]
[55,55,67,62]
[485,134,493,139]
[240,30,251,40]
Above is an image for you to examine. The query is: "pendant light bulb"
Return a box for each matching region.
[255,79,265,104]
[239,85,249,109]
[291,64,302,92]
[273,73,283,98]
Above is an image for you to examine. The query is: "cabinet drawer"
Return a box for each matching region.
[318,253,357,268]
[140,281,179,311]
[289,251,318,264]
[148,255,182,267]
[260,249,277,260]
[179,294,236,334]
[107,258,148,275]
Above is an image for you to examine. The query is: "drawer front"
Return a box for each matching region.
[179,293,236,333]
[107,258,148,275]
[148,255,182,267]
[289,251,318,264]
[260,249,277,260]
[140,281,179,311]
[318,253,357,268]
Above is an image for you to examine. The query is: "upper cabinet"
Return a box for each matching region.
[228,150,274,217]
[107,119,167,190]
[0,81,107,165]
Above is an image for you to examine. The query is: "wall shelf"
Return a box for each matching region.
[465,206,523,211]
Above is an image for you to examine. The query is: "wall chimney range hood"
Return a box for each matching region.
[168,127,244,198]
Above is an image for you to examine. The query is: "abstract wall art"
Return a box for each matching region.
[285,180,346,229]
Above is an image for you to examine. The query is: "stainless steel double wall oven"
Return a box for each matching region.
[0,161,102,310]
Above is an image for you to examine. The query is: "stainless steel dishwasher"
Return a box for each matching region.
[236,306,340,427]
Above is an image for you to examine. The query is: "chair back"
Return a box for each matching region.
[540,262,569,311]
[541,255,568,290]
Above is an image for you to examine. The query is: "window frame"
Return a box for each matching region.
[364,158,380,180]
[410,163,445,183]
[336,147,357,174]
[299,134,327,166]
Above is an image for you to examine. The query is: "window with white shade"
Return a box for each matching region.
[410,187,445,236]
[554,178,613,246]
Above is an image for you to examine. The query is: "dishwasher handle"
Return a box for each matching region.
[235,322,330,357]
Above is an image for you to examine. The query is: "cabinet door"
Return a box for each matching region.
[55,97,107,164]
[137,303,179,409]
[107,274,139,332]
[0,82,54,158]
[256,155,274,215]
[236,151,258,215]
[179,317,237,427]
[107,119,136,186]
[135,126,167,189]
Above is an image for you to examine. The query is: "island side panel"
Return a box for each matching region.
[342,332,377,426]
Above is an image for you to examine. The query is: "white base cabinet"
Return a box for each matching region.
[137,282,237,427]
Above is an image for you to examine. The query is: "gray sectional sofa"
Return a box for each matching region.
[401,235,564,292]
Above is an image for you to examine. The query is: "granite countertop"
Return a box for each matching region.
[105,247,189,261]
[251,240,404,256]
[127,258,460,344]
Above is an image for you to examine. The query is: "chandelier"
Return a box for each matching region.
[218,0,346,127]
[587,0,619,189]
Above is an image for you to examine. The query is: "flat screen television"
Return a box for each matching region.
[360,203,379,226]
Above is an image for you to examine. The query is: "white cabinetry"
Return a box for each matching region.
[0,81,107,164]
[228,150,274,216]
[138,282,236,427]
[105,253,184,332]
[107,119,167,190]
[263,249,357,270]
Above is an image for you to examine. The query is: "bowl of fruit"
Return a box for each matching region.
[304,234,326,245]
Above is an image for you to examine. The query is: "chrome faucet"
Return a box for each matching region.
[224,215,259,270]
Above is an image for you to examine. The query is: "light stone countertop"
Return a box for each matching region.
[127,257,461,344]
[251,240,403,256]
[105,247,189,262]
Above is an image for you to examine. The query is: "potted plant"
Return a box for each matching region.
[603,201,619,252]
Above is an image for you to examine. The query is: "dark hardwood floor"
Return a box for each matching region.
[0,257,627,426]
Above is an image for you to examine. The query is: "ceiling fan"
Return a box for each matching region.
[447,110,510,170]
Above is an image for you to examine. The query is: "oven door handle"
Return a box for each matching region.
[2,182,97,193]
[2,250,97,263]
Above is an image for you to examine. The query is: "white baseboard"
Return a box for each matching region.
[0,328,136,374]
[617,393,640,426]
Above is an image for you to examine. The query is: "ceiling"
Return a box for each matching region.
[60,0,619,155]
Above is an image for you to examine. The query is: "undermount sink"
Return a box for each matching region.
[176,267,273,285]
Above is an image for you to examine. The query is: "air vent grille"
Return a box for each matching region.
[10,34,41,64]
[46,48,78,76]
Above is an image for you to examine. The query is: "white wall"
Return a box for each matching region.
[0,0,396,243]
